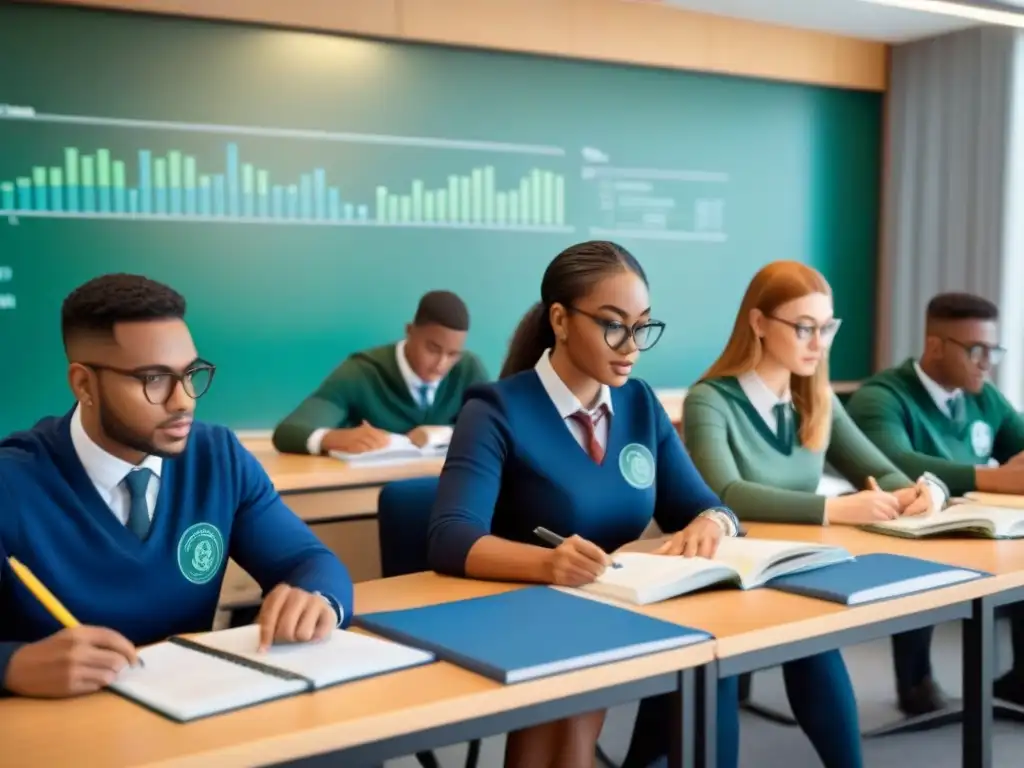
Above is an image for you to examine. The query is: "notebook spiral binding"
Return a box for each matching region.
[169,636,315,687]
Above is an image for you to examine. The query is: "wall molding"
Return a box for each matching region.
[30,0,888,91]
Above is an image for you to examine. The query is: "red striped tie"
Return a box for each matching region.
[569,407,607,464]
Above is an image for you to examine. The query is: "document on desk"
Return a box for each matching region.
[109,625,435,722]
[328,430,449,467]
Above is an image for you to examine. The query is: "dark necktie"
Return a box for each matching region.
[948,393,966,427]
[417,383,431,410]
[774,402,793,447]
[568,406,607,464]
[123,467,154,540]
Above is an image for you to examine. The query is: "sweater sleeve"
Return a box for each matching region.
[683,386,828,524]
[227,435,354,626]
[991,389,1024,465]
[845,385,978,495]
[0,473,24,693]
[271,360,359,454]
[427,397,509,576]
[826,395,914,493]
[650,387,738,534]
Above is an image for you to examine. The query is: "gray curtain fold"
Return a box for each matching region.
[877,26,1017,399]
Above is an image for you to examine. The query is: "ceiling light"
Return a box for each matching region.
[858,0,1024,27]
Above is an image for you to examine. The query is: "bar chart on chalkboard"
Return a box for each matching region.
[0,107,573,234]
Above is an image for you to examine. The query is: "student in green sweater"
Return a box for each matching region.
[846,292,1024,705]
[272,291,488,455]
[683,260,950,719]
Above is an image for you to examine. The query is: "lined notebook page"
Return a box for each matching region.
[189,624,436,688]
[110,641,305,722]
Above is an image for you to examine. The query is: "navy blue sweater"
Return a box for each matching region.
[428,372,735,574]
[0,412,353,688]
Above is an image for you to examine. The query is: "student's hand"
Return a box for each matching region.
[654,516,723,559]
[543,535,613,587]
[824,489,901,525]
[407,427,430,448]
[320,422,391,454]
[876,477,933,517]
[3,626,139,698]
[256,584,338,652]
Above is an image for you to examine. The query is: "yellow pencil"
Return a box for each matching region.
[7,556,81,628]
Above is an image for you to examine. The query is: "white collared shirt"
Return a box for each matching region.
[70,405,163,525]
[737,370,791,435]
[534,349,614,449]
[914,360,962,418]
[307,340,442,455]
[534,349,735,536]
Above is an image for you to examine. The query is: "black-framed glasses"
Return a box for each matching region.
[81,361,216,405]
[768,315,842,347]
[943,338,1006,366]
[568,306,666,351]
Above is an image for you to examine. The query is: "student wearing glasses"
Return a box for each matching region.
[632,260,945,768]
[428,241,745,768]
[847,292,1024,708]
[0,274,352,698]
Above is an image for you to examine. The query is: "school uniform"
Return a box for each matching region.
[273,341,489,455]
[429,350,747,766]
[0,407,353,691]
[847,359,1024,702]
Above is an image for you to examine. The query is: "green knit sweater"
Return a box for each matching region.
[272,343,488,454]
[845,358,1024,496]
[683,377,912,524]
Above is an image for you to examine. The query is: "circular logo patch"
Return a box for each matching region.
[619,443,656,489]
[177,523,225,585]
[970,420,993,458]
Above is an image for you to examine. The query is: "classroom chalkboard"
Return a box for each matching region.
[0,4,882,436]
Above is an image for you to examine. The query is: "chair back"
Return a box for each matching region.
[377,476,441,577]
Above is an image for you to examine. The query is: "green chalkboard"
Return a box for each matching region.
[0,4,881,436]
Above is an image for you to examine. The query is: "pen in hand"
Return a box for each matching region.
[532,527,622,569]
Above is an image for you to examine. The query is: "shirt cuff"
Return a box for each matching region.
[306,428,330,456]
[699,508,738,537]
[920,472,949,510]
[315,592,344,627]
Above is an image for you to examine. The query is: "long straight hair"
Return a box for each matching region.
[699,261,834,451]
[500,241,647,379]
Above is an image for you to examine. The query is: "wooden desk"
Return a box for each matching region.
[1,576,714,768]
[737,523,1024,768]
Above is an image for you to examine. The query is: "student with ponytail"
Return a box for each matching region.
[428,241,741,768]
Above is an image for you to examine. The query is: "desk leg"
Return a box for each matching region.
[963,596,993,768]
[669,668,697,768]
[695,661,717,768]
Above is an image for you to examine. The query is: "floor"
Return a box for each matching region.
[385,619,1024,767]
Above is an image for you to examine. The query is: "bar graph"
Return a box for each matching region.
[0,141,569,232]
[0,106,574,233]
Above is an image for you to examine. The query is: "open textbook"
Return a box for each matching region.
[109,624,434,722]
[328,427,451,467]
[863,502,1024,539]
[572,537,852,605]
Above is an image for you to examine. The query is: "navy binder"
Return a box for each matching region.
[354,586,710,684]
[765,553,987,606]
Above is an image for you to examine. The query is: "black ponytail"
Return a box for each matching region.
[499,241,648,380]
[500,302,555,378]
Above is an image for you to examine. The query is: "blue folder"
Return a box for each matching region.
[354,586,710,684]
[765,553,988,606]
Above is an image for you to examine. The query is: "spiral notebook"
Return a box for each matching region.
[109,624,435,722]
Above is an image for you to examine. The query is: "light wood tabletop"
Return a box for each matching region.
[0,576,713,768]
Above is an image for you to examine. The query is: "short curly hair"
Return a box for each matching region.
[926,292,999,322]
[61,273,186,350]
[413,290,470,332]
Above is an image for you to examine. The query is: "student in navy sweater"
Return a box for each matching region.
[428,241,740,767]
[0,274,352,698]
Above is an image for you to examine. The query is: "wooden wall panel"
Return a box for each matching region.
[32,0,888,91]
